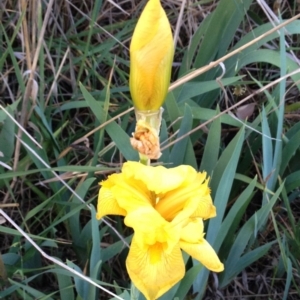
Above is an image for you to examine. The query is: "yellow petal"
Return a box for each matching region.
[122,162,186,194]
[169,197,201,231]
[156,171,214,221]
[96,185,126,220]
[180,238,224,273]
[188,179,216,219]
[126,234,184,300]
[129,0,174,110]
[112,179,153,211]
[180,218,204,243]
[130,0,162,52]
[124,207,180,252]
[97,169,153,218]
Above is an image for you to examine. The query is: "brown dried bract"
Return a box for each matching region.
[130,120,161,159]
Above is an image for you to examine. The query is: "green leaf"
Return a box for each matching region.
[101,236,132,263]
[9,279,55,300]
[0,21,25,93]
[225,20,300,88]
[285,171,300,193]
[219,182,284,286]
[175,77,243,103]
[270,24,286,191]
[179,13,212,76]
[159,119,170,162]
[174,264,203,300]
[88,260,102,300]
[169,105,193,167]
[215,177,257,252]
[0,165,115,180]
[283,258,292,300]
[280,129,300,175]
[69,178,96,246]
[228,49,300,89]
[220,242,274,288]
[199,108,221,175]
[285,121,300,140]
[164,92,181,131]
[193,127,245,296]
[80,83,138,161]
[0,108,15,163]
[57,271,75,300]
[285,102,300,112]
[90,205,101,276]
[188,105,241,127]
[77,0,103,81]
[0,100,20,123]
[261,107,273,188]
[192,0,253,70]
[208,127,245,242]
[164,93,197,167]
[110,290,131,300]
[67,260,88,298]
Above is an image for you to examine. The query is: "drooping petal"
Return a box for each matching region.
[180,239,224,272]
[129,0,174,111]
[96,185,126,220]
[126,234,184,300]
[191,193,216,220]
[180,217,204,243]
[180,218,224,273]
[188,178,216,219]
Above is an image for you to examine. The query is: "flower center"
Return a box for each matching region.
[155,184,199,221]
[148,242,166,264]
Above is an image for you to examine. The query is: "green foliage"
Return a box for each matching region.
[1,0,300,299]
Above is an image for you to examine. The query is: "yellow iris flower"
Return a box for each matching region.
[129,0,174,111]
[97,162,224,300]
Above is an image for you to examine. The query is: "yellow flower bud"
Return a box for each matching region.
[129,0,174,111]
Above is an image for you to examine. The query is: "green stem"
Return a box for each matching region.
[139,153,150,165]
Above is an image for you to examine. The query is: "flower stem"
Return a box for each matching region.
[139,153,150,165]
